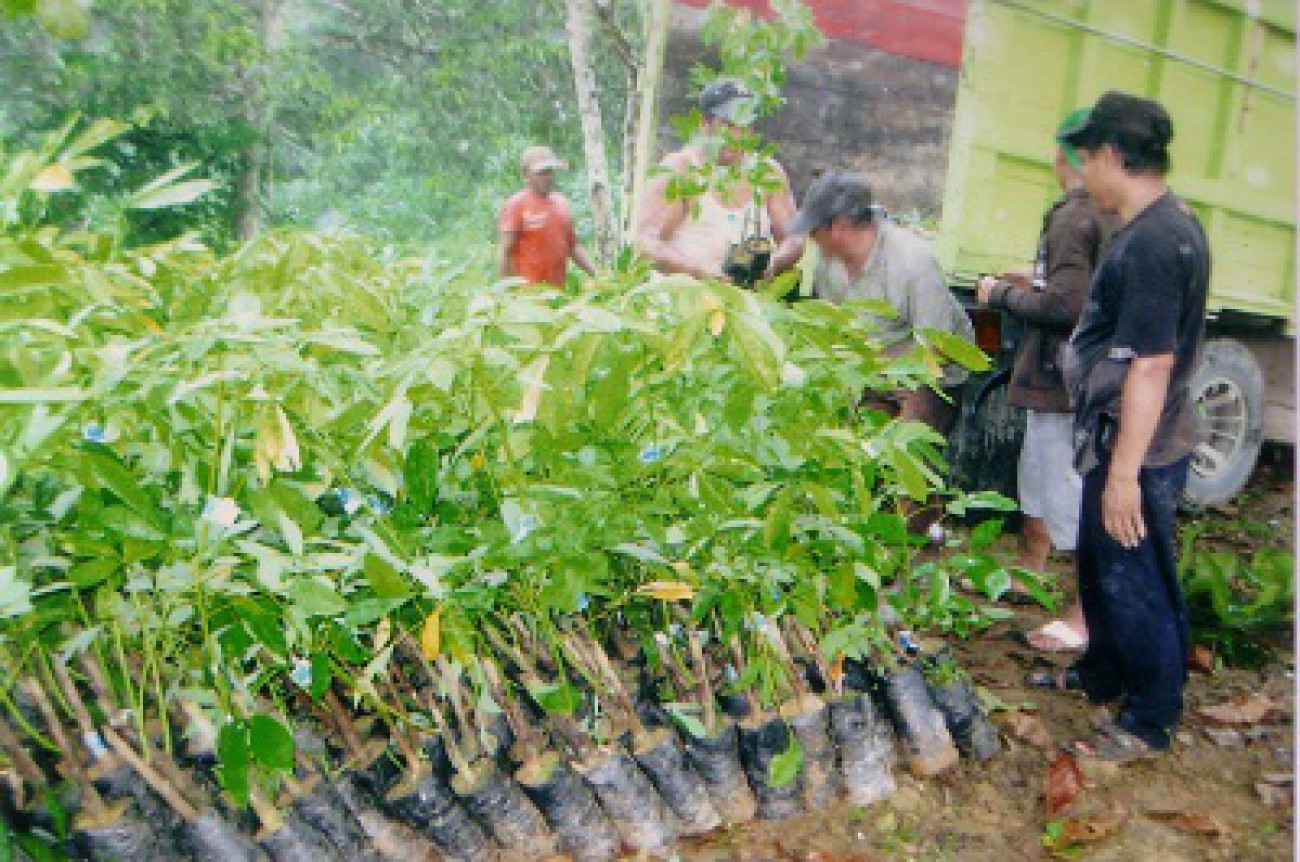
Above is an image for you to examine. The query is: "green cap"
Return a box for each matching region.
[1055,107,1090,169]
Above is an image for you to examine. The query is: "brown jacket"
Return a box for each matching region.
[988,187,1111,413]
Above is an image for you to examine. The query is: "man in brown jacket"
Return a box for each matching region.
[977,109,1112,651]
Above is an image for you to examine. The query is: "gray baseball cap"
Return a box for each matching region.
[699,77,757,126]
[787,171,877,236]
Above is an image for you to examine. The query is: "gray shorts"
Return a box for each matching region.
[1018,410,1082,551]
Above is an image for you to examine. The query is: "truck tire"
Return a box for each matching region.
[1184,338,1264,508]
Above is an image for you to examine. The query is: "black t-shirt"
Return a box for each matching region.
[1065,192,1210,471]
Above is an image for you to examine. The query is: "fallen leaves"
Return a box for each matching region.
[1043,808,1127,855]
[1189,644,1215,675]
[1197,694,1279,726]
[1004,710,1054,748]
[1061,808,1127,843]
[1255,772,1294,807]
[1202,726,1243,748]
[1146,807,1232,836]
[1045,752,1085,815]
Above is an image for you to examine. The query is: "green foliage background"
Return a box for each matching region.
[0,0,639,252]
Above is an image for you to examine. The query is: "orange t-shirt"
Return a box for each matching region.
[498,190,576,286]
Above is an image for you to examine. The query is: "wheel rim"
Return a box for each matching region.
[1191,376,1249,481]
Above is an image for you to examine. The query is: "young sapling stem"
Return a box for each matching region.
[323,689,366,759]
[728,635,760,716]
[483,659,539,764]
[100,724,199,821]
[789,622,834,696]
[0,713,44,796]
[686,630,717,733]
[20,677,107,816]
[434,656,481,762]
[761,619,807,700]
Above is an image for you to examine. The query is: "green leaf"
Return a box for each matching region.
[363,553,411,599]
[540,566,583,614]
[667,705,708,739]
[286,578,347,617]
[789,579,820,630]
[34,0,87,40]
[309,653,332,701]
[767,731,803,788]
[828,563,857,610]
[0,386,87,403]
[216,720,251,806]
[886,448,929,501]
[403,438,440,512]
[762,485,794,551]
[968,519,1003,551]
[918,327,991,371]
[2,1,38,20]
[63,118,129,160]
[100,505,166,541]
[729,311,783,389]
[0,264,68,292]
[84,450,158,522]
[530,682,581,716]
[0,567,32,620]
[863,513,909,545]
[68,557,118,589]
[247,715,295,770]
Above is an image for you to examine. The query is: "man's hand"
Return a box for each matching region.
[976,275,999,306]
[1102,473,1145,549]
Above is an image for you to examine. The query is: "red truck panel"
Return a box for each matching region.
[675,0,969,67]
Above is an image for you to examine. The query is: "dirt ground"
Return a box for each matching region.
[677,450,1295,861]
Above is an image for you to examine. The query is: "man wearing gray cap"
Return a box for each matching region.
[788,170,975,434]
[635,78,804,282]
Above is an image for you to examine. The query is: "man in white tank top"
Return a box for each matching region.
[635,79,804,282]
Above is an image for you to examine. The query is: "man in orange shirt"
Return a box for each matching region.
[498,145,595,286]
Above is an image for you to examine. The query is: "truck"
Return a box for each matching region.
[939,0,1295,506]
[665,0,1295,507]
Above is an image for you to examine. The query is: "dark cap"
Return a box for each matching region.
[787,171,875,236]
[1057,90,1173,155]
[699,77,757,125]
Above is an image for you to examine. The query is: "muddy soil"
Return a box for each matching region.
[676,450,1294,861]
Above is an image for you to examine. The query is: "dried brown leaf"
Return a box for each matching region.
[1256,782,1292,807]
[1060,808,1127,844]
[1197,694,1277,726]
[1189,644,1215,675]
[1045,806,1128,852]
[1005,710,1054,748]
[1147,808,1232,836]
[1045,752,1085,816]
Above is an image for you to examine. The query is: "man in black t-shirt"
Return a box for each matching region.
[1027,91,1210,761]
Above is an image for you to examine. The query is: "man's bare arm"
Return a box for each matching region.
[634,158,715,279]
[764,162,805,276]
[499,229,518,278]
[1104,354,1175,548]
[570,243,595,276]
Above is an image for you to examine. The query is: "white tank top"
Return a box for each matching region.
[664,186,770,278]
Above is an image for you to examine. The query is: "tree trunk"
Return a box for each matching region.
[618,61,639,250]
[625,0,670,243]
[235,0,285,241]
[565,0,616,264]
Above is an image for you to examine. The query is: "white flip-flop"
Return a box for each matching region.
[1027,619,1087,652]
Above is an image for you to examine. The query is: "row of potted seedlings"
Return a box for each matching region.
[2,613,999,861]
